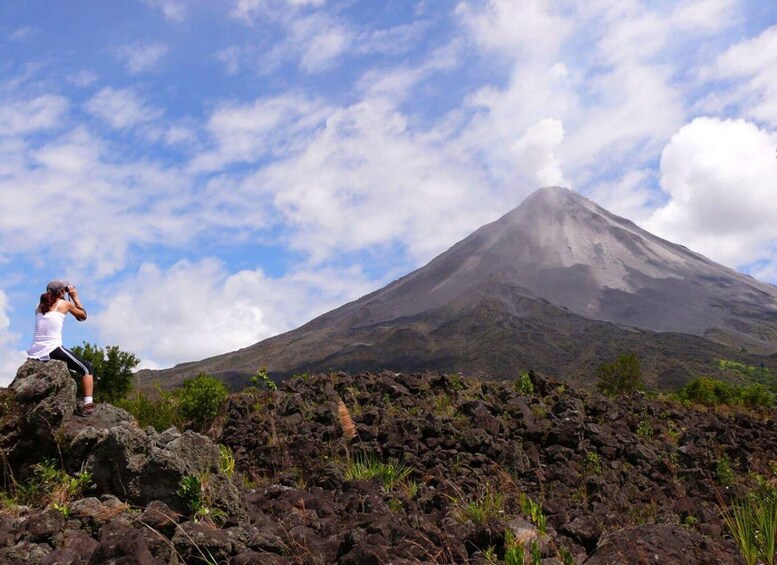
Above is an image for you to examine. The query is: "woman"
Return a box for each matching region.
[27,280,95,414]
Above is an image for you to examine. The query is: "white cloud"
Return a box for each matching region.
[0,290,26,387]
[145,0,188,21]
[85,87,162,130]
[257,99,502,263]
[0,123,200,277]
[299,26,350,72]
[116,41,169,75]
[190,94,330,172]
[0,94,69,136]
[231,0,325,22]
[709,25,777,127]
[68,70,98,88]
[456,0,573,61]
[94,258,372,368]
[647,117,777,267]
[9,27,34,42]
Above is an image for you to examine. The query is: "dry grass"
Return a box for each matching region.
[337,399,357,441]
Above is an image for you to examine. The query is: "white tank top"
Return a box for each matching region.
[27,300,65,360]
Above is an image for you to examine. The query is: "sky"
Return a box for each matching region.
[1,0,777,385]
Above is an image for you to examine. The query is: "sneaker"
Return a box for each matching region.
[82,402,95,415]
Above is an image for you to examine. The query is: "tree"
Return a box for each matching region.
[70,342,140,403]
[596,352,643,396]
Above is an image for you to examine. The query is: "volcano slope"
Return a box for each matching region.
[141,186,777,391]
[3,363,775,563]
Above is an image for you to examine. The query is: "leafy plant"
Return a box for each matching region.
[518,493,547,534]
[251,367,277,391]
[717,455,737,489]
[178,474,205,518]
[637,419,654,437]
[596,353,643,396]
[515,371,534,396]
[16,459,92,508]
[71,342,140,402]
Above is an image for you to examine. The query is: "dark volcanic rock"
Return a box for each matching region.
[2,365,773,564]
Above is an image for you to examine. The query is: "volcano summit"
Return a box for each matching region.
[143,187,777,389]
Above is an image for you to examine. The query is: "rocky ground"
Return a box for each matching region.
[1,361,775,563]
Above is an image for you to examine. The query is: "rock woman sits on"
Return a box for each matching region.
[27,279,95,414]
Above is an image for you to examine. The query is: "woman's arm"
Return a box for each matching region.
[66,286,87,321]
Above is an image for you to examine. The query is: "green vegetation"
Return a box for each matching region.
[251,367,277,391]
[177,373,229,431]
[515,371,534,396]
[6,459,92,509]
[719,360,777,393]
[722,490,777,565]
[595,352,643,396]
[178,474,205,518]
[115,373,229,433]
[518,493,547,534]
[716,455,737,489]
[218,444,235,478]
[71,342,140,402]
[456,487,505,524]
[637,419,654,437]
[114,386,184,431]
[675,377,774,409]
[584,451,602,475]
[342,453,413,491]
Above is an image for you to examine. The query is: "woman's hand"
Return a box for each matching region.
[67,285,78,297]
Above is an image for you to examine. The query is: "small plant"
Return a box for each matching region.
[518,493,547,534]
[456,486,505,524]
[636,419,654,437]
[585,451,602,475]
[218,444,235,478]
[717,455,737,489]
[343,453,412,491]
[16,460,92,508]
[178,474,204,517]
[251,367,277,391]
[515,371,534,396]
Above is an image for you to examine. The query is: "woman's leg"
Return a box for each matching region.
[82,373,94,398]
[49,346,95,401]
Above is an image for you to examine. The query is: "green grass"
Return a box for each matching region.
[722,495,777,565]
[342,453,413,491]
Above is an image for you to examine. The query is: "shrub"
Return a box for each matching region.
[71,343,140,402]
[178,373,229,431]
[114,386,183,432]
[676,377,774,409]
[596,353,642,396]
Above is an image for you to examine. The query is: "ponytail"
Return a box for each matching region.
[38,292,58,314]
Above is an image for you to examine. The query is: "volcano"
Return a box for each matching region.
[142,187,777,389]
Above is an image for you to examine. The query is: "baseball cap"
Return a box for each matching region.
[46,280,70,294]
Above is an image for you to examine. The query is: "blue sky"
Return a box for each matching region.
[1,0,776,384]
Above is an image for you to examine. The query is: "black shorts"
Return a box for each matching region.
[49,346,93,378]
